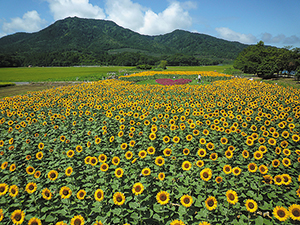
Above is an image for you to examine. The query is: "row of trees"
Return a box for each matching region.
[0,51,224,68]
[233,41,300,77]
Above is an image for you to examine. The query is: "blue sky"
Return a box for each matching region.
[0,0,299,48]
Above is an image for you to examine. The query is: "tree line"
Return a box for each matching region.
[233,41,300,77]
[0,51,225,68]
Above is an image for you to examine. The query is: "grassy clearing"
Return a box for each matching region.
[0,66,135,82]
[257,77,300,89]
[166,65,233,73]
[0,65,233,82]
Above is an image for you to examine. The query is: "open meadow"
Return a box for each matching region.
[0,70,300,225]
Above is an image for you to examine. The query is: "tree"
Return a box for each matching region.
[158,60,167,69]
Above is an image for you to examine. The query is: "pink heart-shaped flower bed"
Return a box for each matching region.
[155,78,192,85]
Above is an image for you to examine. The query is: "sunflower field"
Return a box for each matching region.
[0,71,300,225]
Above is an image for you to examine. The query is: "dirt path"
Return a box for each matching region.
[0,81,82,99]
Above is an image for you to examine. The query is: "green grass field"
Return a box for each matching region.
[0,66,135,82]
[0,65,233,82]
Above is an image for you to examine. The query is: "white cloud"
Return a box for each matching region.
[215,27,257,44]
[2,10,46,34]
[105,0,145,31]
[47,0,106,20]
[261,32,300,45]
[105,0,193,35]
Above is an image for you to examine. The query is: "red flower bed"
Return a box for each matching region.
[155,78,192,85]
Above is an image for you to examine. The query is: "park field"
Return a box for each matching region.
[0,65,231,82]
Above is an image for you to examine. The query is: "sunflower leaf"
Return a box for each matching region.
[255,216,264,225]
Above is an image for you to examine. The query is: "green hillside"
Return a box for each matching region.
[0,17,249,67]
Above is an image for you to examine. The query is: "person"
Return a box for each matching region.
[197,74,201,83]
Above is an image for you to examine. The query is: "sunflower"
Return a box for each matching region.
[138,150,147,158]
[170,220,185,225]
[246,139,254,146]
[183,148,190,155]
[156,191,170,205]
[94,189,104,201]
[198,148,206,157]
[200,168,212,181]
[186,134,193,141]
[100,163,109,172]
[206,142,214,151]
[0,209,3,221]
[112,156,120,166]
[76,145,83,152]
[289,204,300,221]
[38,142,44,150]
[158,172,165,181]
[98,154,107,163]
[141,168,151,176]
[149,133,156,141]
[248,163,257,173]
[113,192,126,205]
[115,168,124,178]
[280,140,289,148]
[242,150,249,159]
[182,161,192,171]
[59,186,72,199]
[196,160,204,168]
[26,166,35,175]
[180,195,193,207]
[9,185,19,198]
[71,215,85,225]
[132,183,144,195]
[48,170,58,181]
[268,138,276,146]
[226,190,238,205]
[93,221,103,225]
[232,167,241,176]
[283,149,291,156]
[90,157,98,166]
[66,150,75,158]
[34,171,41,179]
[155,156,165,166]
[9,163,16,172]
[220,137,228,145]
[253,151,263,160]
[163,136,170,143]
[223,165,232,174]
[163,148,172,157]
[282,174,292,185]
[11,209,25,225]
[28,217,42,225]
[215,176,223,184]
[77,189,86,200]
[225,150,233,159]
[258,165,268,174]
[263,175,273,184]
[65,167,73,176]
[36,151,43,160]
[42,188,52,200]
[292,134,300,142]
[258,145,267,153]
[210,153,218,161]
[282,158,291,167]
[205,196,217,211]
[273,206,289,222]
[199,138,206,145]
[147,146,155,155]
[199,222,211,225]
[274,175,283,185]
[272,159,280,167]
[25,182,37,194]
[245,199,258,213]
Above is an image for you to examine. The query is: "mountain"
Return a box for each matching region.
[0,17,249,67]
